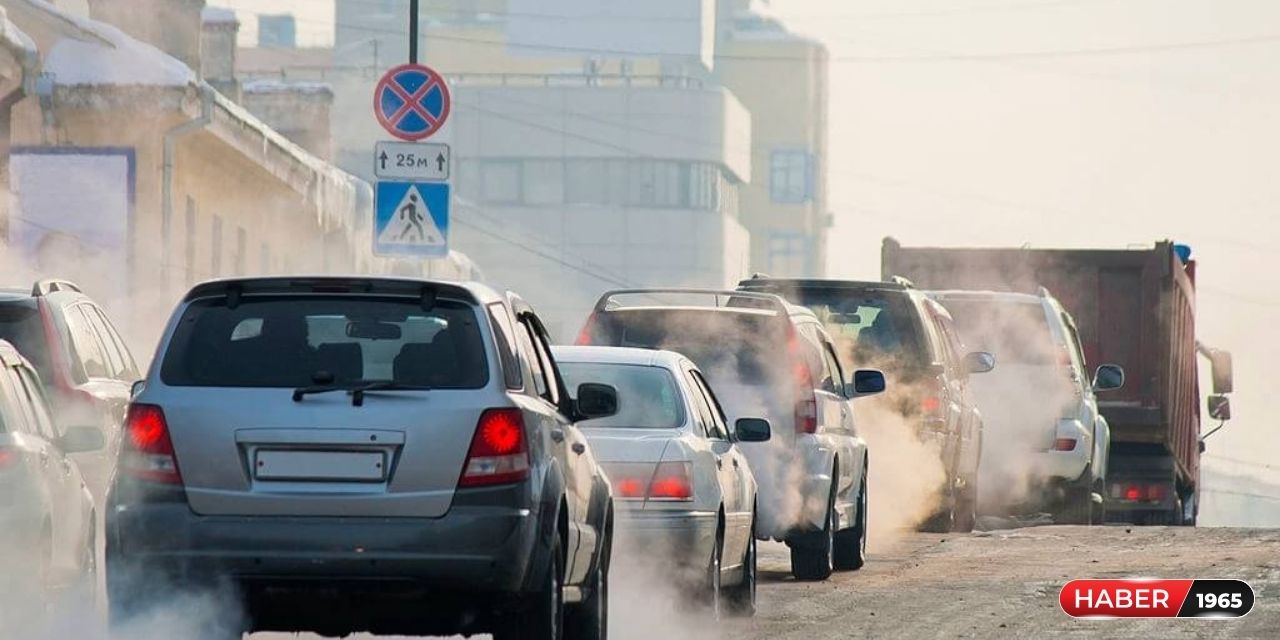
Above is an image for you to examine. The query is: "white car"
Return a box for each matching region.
[554,346,770,617]
[576,289,883,581]
[930,289,1124,523]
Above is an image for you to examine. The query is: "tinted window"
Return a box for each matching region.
[89,306,138,379]
[595,309,785,386]
[523,317,561,406]
[15,365,57,439]
[65,306,109,379]
[161,296,488,388]
[755,288,927,372]
[0,367,26,434]
[682,370,716,437]
[79,305,125,378]
[515,320,549,399]
[487,303,524,390]
[689,370,730,440]
[559,362,684,429]
[937,299,1058,365]
[0,303,54,384]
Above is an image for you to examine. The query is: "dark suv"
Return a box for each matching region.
[0,279,138,498]
[738,277,993,532]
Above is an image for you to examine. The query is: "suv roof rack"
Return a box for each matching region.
[593,288,790,315]
[32,279,82,297]
[1037,286,1053,298]
[888,275,916,289]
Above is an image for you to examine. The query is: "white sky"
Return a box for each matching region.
[210,0,334,47]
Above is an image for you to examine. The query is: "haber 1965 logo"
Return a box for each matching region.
[1060,579,1254,619]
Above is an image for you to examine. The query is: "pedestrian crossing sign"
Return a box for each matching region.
[374,181,449,258]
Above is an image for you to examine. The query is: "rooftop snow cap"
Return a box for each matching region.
[30,0,196,87]
[201,6,238,26]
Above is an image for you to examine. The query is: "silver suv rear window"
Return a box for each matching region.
[160,296,488,388]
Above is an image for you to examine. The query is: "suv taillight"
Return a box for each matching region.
[575,313,597,345]
[121,404,182,485]
[459,408,530,487]
[786,323,819,435]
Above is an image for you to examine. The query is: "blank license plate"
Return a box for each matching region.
[255,450,386,481]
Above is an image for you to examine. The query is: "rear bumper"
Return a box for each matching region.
[105,500,545,597]
[614,508,717,569]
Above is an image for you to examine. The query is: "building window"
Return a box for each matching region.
[211,215,223,276]
[565,159,609,205]
[768,232,810,276]
[770,150,813,203]
[480,161,521,204]
[630,160,690,208]
[522,160,564,205]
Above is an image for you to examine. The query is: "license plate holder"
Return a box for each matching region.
[254,450,387,482]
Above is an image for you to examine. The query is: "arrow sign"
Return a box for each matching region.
[373,141,450,182]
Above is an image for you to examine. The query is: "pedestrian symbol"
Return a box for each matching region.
[374,181,450,257]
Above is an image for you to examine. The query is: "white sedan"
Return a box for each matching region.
[554,346,771,618]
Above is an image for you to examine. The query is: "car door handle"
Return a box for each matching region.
[732,458,739,468]
[550,429,566,443]
[571,442,586,455]
[716,458,723,469]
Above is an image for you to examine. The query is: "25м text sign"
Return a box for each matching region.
[374,141,450,182]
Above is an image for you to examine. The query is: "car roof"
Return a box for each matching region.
[928,290,1046,305]
[740,277,908,290]
[552,345,689,370]
[181,276,504,306]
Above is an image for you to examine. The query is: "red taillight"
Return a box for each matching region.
[0,447,16,470]
[921,396,942,414]
[1115,483,1168,502]
[1123,485,1141,501]
[122,403,182,485]
[647,461,693,500]
[459,409,530,487]
[1146,483,1168,501]
[786,324,819,435]
[575,313,597,345]
[614,477,646,498]
[1053,438,1077,451]
[795,398,818,434]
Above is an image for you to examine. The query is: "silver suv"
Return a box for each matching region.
[106,277,619,639]
[576,289,883,581]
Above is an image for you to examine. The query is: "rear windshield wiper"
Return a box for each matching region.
[349,381,431,407]
[292,381,431,406]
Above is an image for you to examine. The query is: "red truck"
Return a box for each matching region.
[881,238,1233,525]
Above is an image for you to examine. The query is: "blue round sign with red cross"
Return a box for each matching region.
[373,64,451,141]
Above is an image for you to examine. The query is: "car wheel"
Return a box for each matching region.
[953,477,977,533]
[723,512,757,617]
[1089,479,1107,525]
[790,485,835,581]
[566,523,609,640]
[497,535,564,640]
[834,473,867,571]
[1056,483,1094,525]
[705,527,723,619]
[919,480,956,533]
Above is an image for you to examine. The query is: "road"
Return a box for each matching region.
[247,525,1277,640]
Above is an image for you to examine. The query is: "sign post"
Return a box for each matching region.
[371,57,452,259]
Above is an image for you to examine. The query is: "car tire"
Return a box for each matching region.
[566,522,609,640]
[723,514,757,617]
[1057,483,1094,525]
[953,478,977,533]
[1089,479,1107,525]
[496,535,564,640]
[919,485,956,534]
[833,473,868,571]
[790,485,835,582]
[704,526,723,619]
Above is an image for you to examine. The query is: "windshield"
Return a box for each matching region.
[160,296,488,388]
[937,299,1058,365]
[768,289,927,372]
[559,362,684,429]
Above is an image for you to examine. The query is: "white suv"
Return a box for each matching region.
[577,289,884,581]
[930,289,1124,524]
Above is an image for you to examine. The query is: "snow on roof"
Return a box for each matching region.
[26,0,196,86]
[202,6,239,26]
[242,78,333,96]
[0,7,38,63]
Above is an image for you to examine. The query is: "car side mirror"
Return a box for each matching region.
[963,351,996,374]
[846,369,886,398]
[130,380,144,398]
[1093,364,1125,391]
[1207,394,1231,421]
[575,383,618,420]
[60,425,105,454]
[735,418,771,443]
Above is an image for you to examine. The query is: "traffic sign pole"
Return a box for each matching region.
[409,0,419,64]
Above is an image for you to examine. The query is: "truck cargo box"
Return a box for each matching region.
[881,238,1200,486]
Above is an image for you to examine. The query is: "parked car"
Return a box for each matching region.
[554,345,771,616]
[929,288,1124,524]
[0,279,138,500]
[0,339,103,614]
[738,277,994,533]
[576,289,881,581]
[106,277,620,640]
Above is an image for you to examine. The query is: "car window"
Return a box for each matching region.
[769,287,927,372]
[932,307,966,369]
[1061,312,1087,369]
[65,305,109,379]
[938,298,1058,366]
[0,367,29,435]
[517,314,559,406]
[160,296,488,388]
[681,370,715,438]
[514,320,549,398]
[527,316,564,407]
[821,341,845,393]
[559,362,683,429]
[0,303,55,385]
[78,305,126,379]
[796,323,828,389]
[690,370,731,440]
[89,306,138,380]
[487,303,524,390]
[15,364,58,439]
